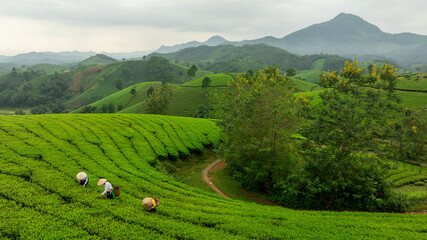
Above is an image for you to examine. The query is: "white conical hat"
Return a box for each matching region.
[76,172,87,181]
[97,179,107,186]
[142,197,153,210]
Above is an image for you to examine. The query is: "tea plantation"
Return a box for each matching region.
[0,114,425,239]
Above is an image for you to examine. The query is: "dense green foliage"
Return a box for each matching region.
[278,149,408,211]
[282,61,412,211]
[0,114,425,239]
[215,67,308,192]
[389,107,426,163]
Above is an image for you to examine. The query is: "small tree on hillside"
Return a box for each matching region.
[245,69,255,79]
[10,67,18,78]
[147,86,154,97]
[187,65,198,79]
[202,77,211,89]
[114,79,123,90]
[285,68,296,77]
[130,87,136,98]
[145,83,174,115]
[202,76,212,98]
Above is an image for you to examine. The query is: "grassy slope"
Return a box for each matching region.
[182,73,233,87]
[72,82,162,113]
[0,114,425,239]
[294,59,325,83]
[290,78,320,92]
[66,60,195,109]
[397,91,427,108]
[397,73,427,91]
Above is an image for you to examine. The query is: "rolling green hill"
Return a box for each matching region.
[85,72,318,117]
[73,82,162,113]
[0,56,204,113]
[0,114,425,239]
[70,54,118,71]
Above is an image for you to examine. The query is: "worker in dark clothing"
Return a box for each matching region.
[76,172,89,187]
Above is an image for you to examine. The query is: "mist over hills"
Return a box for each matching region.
[156,35,228,54]
[1,13,426,68]
[155,13,427,66]
[0,51,151,66]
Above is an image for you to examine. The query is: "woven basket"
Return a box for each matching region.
[113,186,120,196]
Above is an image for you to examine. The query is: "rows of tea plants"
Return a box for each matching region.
[387,162,427,187]
[0,114,426,239]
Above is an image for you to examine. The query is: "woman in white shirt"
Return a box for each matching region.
[97,178,115,199]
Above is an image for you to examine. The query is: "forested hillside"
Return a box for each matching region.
[150,44,348,74]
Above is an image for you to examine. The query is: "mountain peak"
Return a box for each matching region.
[328,13,381,32]
[205,35,228,45]
[333,12,362,20]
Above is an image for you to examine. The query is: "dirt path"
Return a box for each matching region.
[202,159,279,207]
[201,159,230,199]
[202,160,427,213]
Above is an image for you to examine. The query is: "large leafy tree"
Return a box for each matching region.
[216,66,307,192]
[281,61,409,211]
[313,61,400,153]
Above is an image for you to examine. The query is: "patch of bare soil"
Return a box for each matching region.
[68,65,106,91]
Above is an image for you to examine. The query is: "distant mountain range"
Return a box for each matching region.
[1,13,426,67]
[156,35,228,54]
[0,51,151,66]
[154,13,427,66]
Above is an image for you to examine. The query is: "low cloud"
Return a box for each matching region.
[0,0,426,54]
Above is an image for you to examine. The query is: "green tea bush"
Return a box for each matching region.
[0,114,425,239]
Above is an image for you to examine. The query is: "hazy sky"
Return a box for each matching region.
[1,0,426,55]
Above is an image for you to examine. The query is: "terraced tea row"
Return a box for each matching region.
[387,162,427,188]
[0,114,425,239]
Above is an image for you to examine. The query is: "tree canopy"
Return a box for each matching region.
[215,66,308,192]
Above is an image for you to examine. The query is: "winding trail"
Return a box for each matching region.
[201,159,280,206]
[202,160,427,213]
[201,159,230,199]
